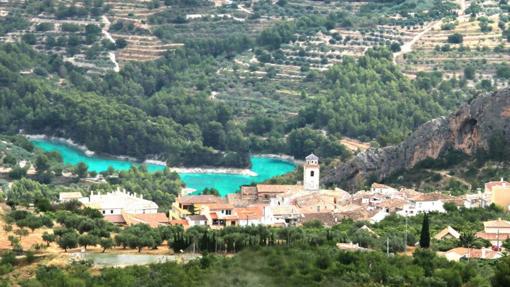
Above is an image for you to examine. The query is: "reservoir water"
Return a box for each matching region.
[31,139,296,196]
[71,253,201,267]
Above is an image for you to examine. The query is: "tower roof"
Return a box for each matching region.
[305,153,319,161]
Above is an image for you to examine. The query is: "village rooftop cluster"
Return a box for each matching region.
[58,154,510,261]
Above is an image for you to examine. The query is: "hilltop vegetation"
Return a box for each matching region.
[1,0,492,165]
[15,246,508,287]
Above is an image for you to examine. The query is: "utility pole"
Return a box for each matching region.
[497,229,500,250]
[404,216,408,253]
[386,237,389,257]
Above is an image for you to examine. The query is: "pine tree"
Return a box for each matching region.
[419,213,430,248]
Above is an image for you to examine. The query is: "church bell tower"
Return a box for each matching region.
[304,153,320,191]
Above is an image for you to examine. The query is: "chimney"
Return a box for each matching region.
[481,247,486,259]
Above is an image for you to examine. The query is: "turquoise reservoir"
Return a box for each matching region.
[31,139,296,196]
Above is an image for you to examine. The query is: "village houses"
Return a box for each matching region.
[58,155,507,234]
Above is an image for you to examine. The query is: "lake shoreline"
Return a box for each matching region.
[26,135,299,176]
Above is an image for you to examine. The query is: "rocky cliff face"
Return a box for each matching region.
[323,88,510,190]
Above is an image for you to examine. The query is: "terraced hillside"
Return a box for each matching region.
[398,0,510,89]
[0,0,116,74]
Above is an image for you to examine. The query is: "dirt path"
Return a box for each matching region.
[456,0,466,15]
[238,5,253,14]
[101,16,120,72]
[340,137,371,152]
[393,20,441,63]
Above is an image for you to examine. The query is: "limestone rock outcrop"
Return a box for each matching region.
[323,88,510,190]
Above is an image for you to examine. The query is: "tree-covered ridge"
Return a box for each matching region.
[294,48,466,144]
[0,43,252,167]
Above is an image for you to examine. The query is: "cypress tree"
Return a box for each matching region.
[419,213,430,248]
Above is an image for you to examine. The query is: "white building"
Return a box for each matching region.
[59,191,83,202]
[370,183,399,196]
[79,188,158,215]
[398,193,446,217]
[304,153,320,191]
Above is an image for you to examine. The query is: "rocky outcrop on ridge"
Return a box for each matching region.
[323,88,510,190]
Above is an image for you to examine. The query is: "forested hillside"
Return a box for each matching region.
[0,0,490,166]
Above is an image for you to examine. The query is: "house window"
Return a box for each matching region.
[225,210,232,215]
[102,210,105,214]
[110,210,114,214]
[310,171,315,177]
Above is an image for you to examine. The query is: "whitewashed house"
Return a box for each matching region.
[79,188,158,215]
[59,191,83,202]
[370,183,399,196]
[398,193,446,217]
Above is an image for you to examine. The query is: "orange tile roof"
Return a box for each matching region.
[410,192,453,202]
[234,206,264,220]
[446,247,501,259]
[476,232,510,240]
[371,183,392,189]
[124,213,169,228]
[104,214,126,224]
[374,199,407,209]
[256,184,303,193]
[240,186,258,195]
[178,195,225,205]
[483,219,510,229]
[205,203,234,210]
[485,181,510,192]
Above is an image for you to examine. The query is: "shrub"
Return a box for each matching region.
[447,33,463,44]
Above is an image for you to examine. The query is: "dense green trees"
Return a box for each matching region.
[96,166,182,211]
[20,244,499,287]
[287,128,347,159]
[492,256,510,287]
[293,48,464,144]
[5,179,50,207]
[115,224,162,252]
[0,43,254,167]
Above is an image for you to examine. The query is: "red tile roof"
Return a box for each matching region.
[124,213,169,228]
[410,192,453,202]
[476,232,510,240]
[371,183,392,189]
[485,181,510,192]
[206,203,235,210]
[446,247,501,259]
[178,195,224,205]
[234,206,264,220]
[483,219,510,229]
[256,184,302,194]
[104,214,126,224]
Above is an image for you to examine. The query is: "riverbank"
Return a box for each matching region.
[28,137,297,194]
[170,167,257,177]
[143,159,257,176]
[257,153,304,165]
[27,136,296,176]
[25,134,98,157]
